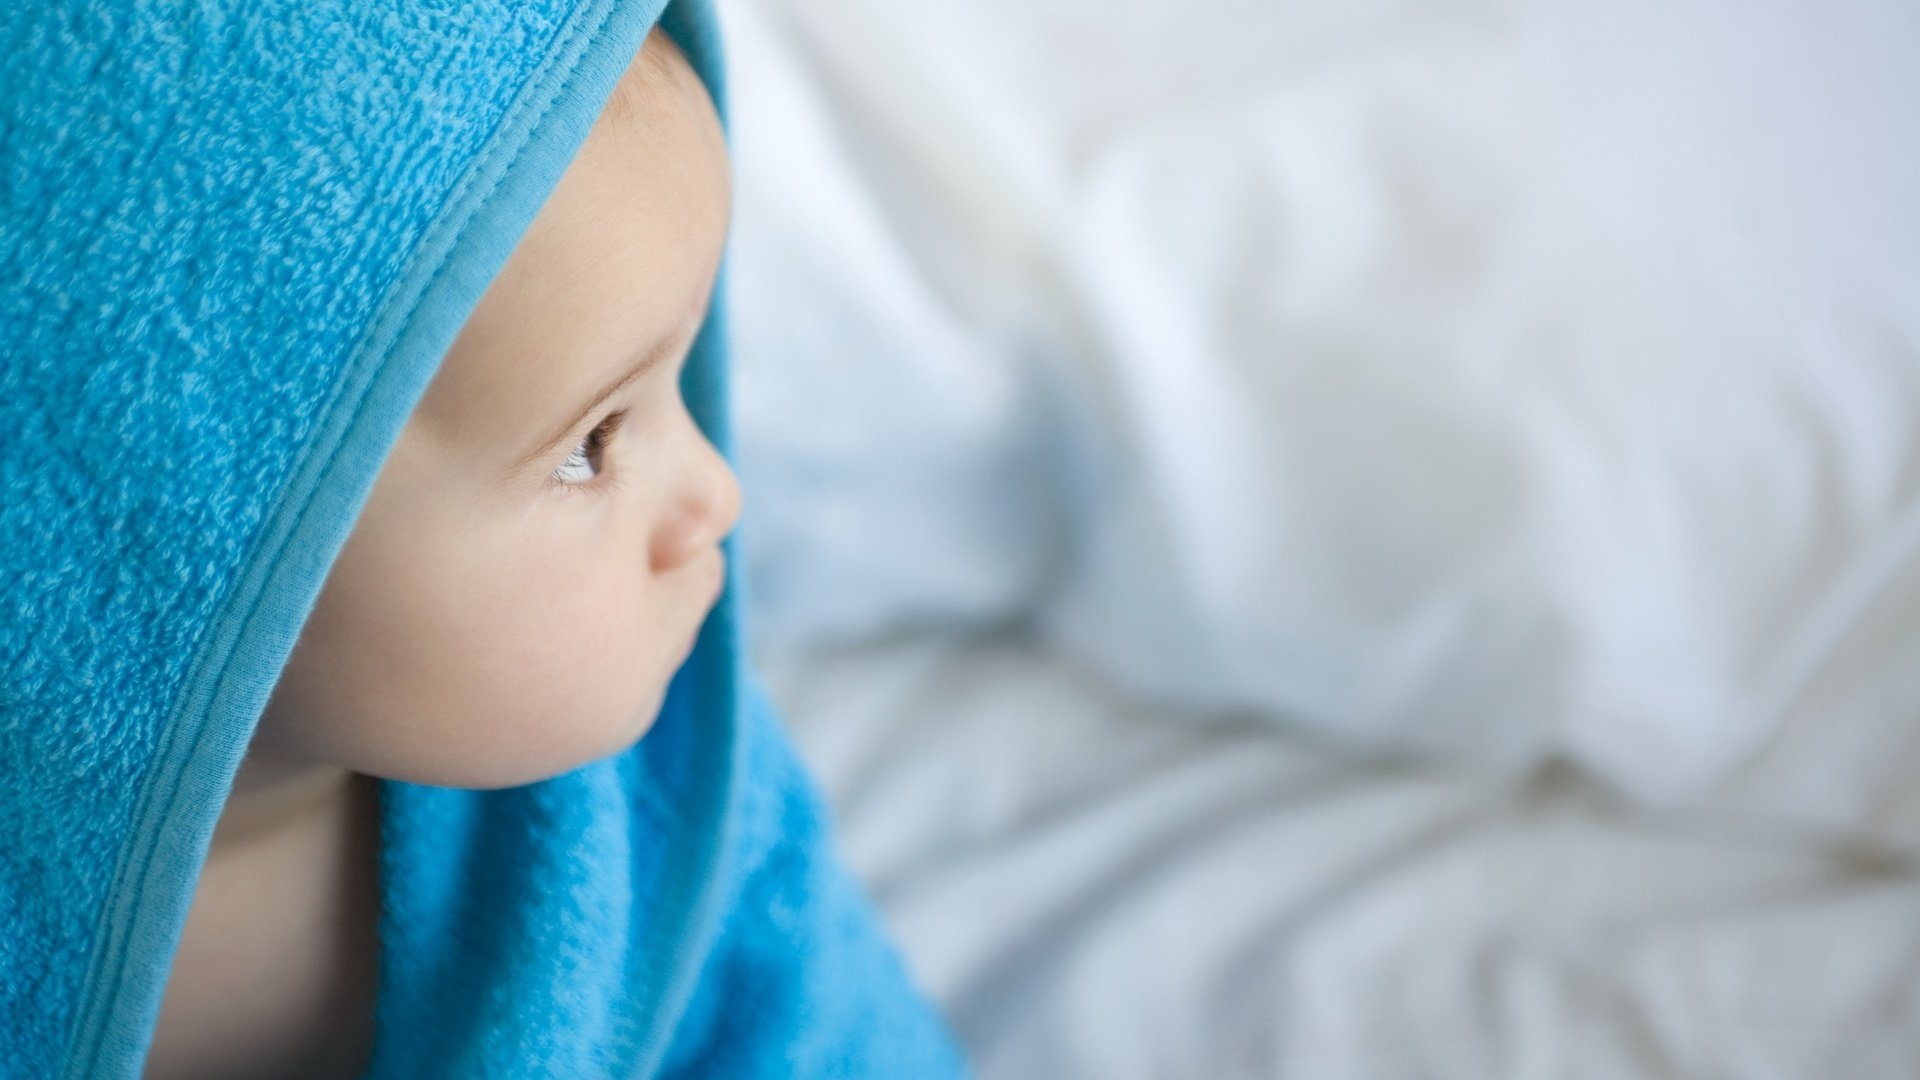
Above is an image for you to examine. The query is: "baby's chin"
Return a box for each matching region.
[484,682,676,790]
[341,667,678,791]
[479,620,717,789]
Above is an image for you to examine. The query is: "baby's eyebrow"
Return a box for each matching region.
[513,301,705,475]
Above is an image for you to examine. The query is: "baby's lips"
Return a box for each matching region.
[698,546,726,609]
[674,548,726,665]
[673,622,703,669]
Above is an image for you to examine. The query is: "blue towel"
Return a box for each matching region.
[0,1,970,1076]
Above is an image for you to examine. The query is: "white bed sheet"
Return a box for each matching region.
[761,633,1920,1079]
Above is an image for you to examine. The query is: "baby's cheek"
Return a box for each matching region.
[279,495,662,788]
[468,573,648,761]
[387,543,659,787]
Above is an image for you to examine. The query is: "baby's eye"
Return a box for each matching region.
[550,412,625,489]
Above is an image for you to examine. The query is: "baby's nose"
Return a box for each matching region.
[650,432,742,574]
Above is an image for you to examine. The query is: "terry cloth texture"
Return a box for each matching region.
[0,1,969,1077]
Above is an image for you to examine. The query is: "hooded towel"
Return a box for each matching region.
[0,1,969,1076]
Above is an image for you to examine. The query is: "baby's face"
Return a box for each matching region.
[253,28,738,790]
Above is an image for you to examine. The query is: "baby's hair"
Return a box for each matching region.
[604,28,683,128]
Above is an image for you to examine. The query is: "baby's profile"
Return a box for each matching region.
[147,28,737,1080]
[2,2,967,1075]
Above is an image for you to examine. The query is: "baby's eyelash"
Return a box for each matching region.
[548,410,627,495]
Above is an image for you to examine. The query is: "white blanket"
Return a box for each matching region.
[717,0,1920,1073]
[760,635,1920,1078]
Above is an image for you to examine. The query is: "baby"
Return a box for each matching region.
[3,2,968,1074]
[144,29,740,1079]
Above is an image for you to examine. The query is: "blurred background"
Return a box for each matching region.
[713,0,1920,1075]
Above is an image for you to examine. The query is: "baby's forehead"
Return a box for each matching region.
[404,25,729,473]
[603,27,702,131]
